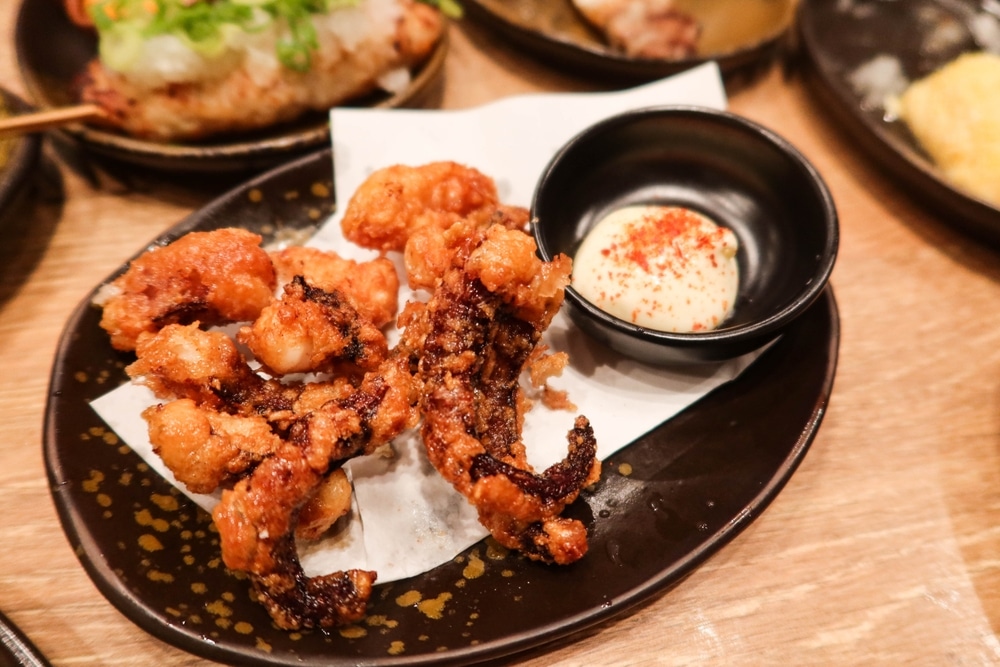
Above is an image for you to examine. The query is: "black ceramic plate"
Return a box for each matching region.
[45,148,839,666]
[463,0,795,81]
[0,89,42,224]
[14,0,447,174]
[0,610,50,667]
[798,0,1000,244]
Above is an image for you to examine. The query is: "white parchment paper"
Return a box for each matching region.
[92,62,767,584]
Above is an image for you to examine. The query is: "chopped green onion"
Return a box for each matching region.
[87,0,459,72]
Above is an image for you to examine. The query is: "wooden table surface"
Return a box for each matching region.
[2,5,1000,667]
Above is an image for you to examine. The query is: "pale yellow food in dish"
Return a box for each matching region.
[897,51,1000,207]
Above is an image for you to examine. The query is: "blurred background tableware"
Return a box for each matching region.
[14,0,448,174]
[798,0,1000,245]
[0,609,51,667]
[533,105,839,365]
[0,87,42,226]
[463,0,796,83]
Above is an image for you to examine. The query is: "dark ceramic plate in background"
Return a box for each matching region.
[463,0,795,82]
[44,148,839,666]
[799,0,1000,244]
[0,609,51,667]
[0,88,42,224]
[14,0,447,174]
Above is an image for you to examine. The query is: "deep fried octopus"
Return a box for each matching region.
[213,354,414,630]
[269,246,399,328]
[142,398,283,494]
[102,163,602,632]
[238,276,389,376]
[129,317,416,630]
[339,161,531,291]
[340,161,502,253]
[95,228,276,351]
[405,225,601,565]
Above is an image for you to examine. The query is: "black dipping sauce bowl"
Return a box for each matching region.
[531,105,839,365]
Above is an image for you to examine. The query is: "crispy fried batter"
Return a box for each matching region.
[95,228,276,351]
[340,161,503,252]
[130,312,416,630]
[212,354,415,630]
[143,398,282,494]
[269,246,399,328]
[213,446,376,630]
[341,161,531,291]
[100,161,600,631]
[127,323,262,408]
[297,468,353,541]
[238,276,389,376]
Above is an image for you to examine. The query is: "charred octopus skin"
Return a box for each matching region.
[411,226,601,565]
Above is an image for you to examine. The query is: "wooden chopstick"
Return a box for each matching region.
[0,103,106,137]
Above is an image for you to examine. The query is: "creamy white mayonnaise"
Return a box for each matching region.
[572,205,739,333]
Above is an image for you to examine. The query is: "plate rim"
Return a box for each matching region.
[797,0,1000,244]
[43,147,840,666]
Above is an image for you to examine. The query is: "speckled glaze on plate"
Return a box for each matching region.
[14,0,447,174]
[44,148,839,666]
[463,0,795,81]
[798,0,1000,244]
[0,88,42,225]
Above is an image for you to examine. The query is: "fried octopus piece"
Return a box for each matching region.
[340,161,505,253]
[142,398,283,494]
[572,0,701,59]
[95,228,276,351]
[127,323,263,408]
[403,206,531,291]
[79,0,443,141]
[408,225,601,565]
[213,354,416,630]
[215,448,375,630]
[238,276,389,376]
[269,246,399,327]
[296,468,353,541]
[341,160,531,290]
[129,310,417,629]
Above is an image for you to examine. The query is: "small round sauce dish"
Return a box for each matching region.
[531,105,838,365]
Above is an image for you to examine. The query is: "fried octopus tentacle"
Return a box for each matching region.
[212,355,414,630]
[416,236,600,565]
[129,309,416,630]
[213,447,375,630]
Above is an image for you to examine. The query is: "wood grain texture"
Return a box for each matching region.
[0,6,998,666]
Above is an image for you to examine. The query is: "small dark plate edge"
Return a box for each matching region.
[795,1,1000,246]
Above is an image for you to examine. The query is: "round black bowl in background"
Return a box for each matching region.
[532,105,838,365]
